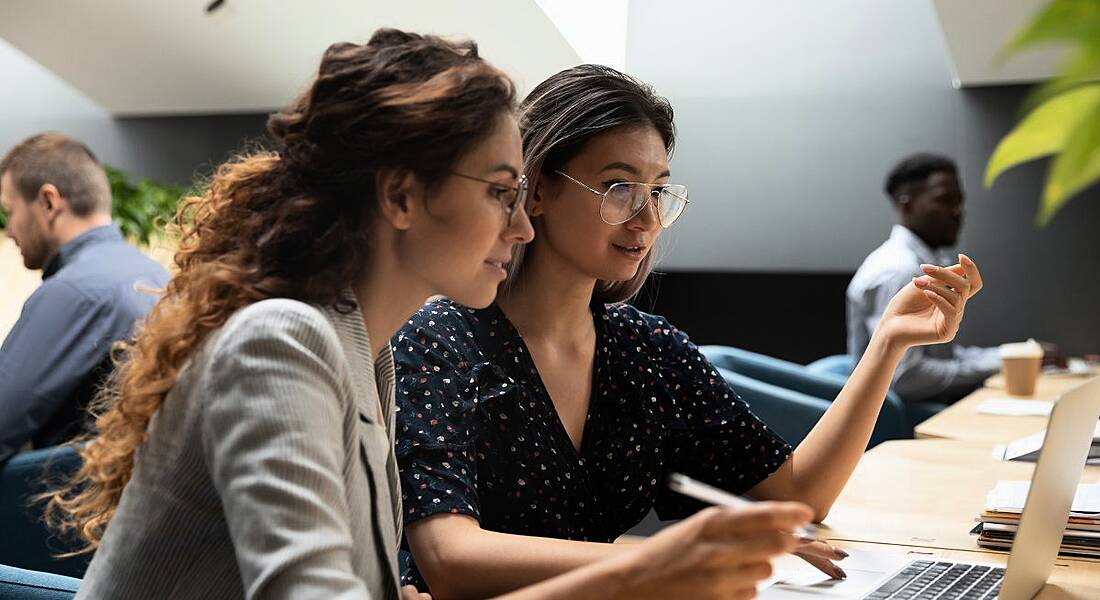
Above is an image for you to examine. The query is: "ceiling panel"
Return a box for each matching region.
[932,0,1068,87]
[0,0,582,115]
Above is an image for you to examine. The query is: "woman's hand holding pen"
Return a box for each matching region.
[607,502,813,600]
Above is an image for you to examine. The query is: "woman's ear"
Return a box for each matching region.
[527,175,550,218]
[375,167,420,230]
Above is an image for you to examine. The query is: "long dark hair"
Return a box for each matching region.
[44,28,516,553]
[505,64,675,303]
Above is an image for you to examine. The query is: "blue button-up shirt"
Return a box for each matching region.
[0,225,168,462]
[847,225,1001,403]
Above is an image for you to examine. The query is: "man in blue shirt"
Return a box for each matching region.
[0,132,168,462]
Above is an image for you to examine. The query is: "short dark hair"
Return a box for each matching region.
[0,132,111,216]
[884,153,957,201]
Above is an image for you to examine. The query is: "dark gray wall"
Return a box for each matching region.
[1,38,265,187]
[953,87,1100,356]
[626,0,1100,355]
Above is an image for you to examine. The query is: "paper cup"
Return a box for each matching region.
[1000,340,1044,396]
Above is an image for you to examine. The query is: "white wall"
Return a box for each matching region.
[625,0,1100,353]
[1,39,265,339]
[1,38,266,185]
[627,0,966,272]
[535,0,628,70]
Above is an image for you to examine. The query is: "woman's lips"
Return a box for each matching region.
[484,258,509,277]
[612,243,647,260]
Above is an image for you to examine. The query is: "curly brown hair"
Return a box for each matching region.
[42,28,516,553]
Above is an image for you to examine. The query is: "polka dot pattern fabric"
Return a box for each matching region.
[392,298,792,588]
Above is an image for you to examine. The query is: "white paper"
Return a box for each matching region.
[981,521,1100,538]
[992,422,1100,463]
[985,480,1100,514]
[1042,358,1095,377]
[976,399,1053,416]
[992,430,1047,462]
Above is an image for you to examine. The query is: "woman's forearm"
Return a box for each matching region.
[492,549,635,600]
[410,520,634,600]
[751,328,906,518]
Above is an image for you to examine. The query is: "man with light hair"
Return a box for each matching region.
[0,132,168,462]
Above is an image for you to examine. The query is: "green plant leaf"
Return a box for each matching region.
[1038,96,1100,225]
[985,84,1100,188]
[104,164,186,245]
[1005,0,1100,56]
[1018,39,1100,115]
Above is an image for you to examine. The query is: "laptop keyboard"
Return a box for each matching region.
[864,560,1005,599]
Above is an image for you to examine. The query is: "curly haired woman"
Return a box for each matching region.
[43,29,812,600]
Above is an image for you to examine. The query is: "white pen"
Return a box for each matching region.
[668,472,818,539]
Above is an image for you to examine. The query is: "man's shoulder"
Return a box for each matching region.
[850,236,921,293]
[55,239,168,294]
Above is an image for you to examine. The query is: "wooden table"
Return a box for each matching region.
[626,373,1100,595]
[811,439,1100,596]
[914,373,1097,443]
[819,439,1098,551]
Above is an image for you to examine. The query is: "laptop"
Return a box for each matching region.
[759,376,1100,600]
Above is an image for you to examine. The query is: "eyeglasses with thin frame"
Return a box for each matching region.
[448,171,529,226]
[554,171,690,228]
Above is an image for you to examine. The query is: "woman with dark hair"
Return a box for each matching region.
[44,32,810,600]
[393,64,984,597]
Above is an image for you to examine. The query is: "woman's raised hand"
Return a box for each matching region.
[877,254,984,349]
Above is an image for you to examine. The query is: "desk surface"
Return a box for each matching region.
[817,439,1100,594]
[820,439,1099,551]
[914,373,1096,443]
[772,540,1100,599]
[632,374,1100,593]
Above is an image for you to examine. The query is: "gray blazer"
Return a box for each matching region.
[78,293,402,599]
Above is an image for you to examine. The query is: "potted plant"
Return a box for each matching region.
[985,0,1100,226]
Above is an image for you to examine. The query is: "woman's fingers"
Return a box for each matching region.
[701,503,813,541]
[793,539,849,561]
[702,531,796,567]
[794,550,848,580]
[400,585,431,600]
[959,254,983,296]
[695,561,773,599]
[793,540,849,580]
[727,561,775,590]
[920,263,970,297]
[923,289,958,316]
[920,254,984,299]
[914,277,962,308]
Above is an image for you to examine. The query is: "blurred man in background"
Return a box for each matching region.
[0,132,168,462]
[847,153,1000,404]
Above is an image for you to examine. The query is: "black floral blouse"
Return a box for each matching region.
[391,298,792,587]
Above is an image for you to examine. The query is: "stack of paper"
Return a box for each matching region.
[991,421,1100,465]
[974,480,1100,558]
[975,399,1053,416]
